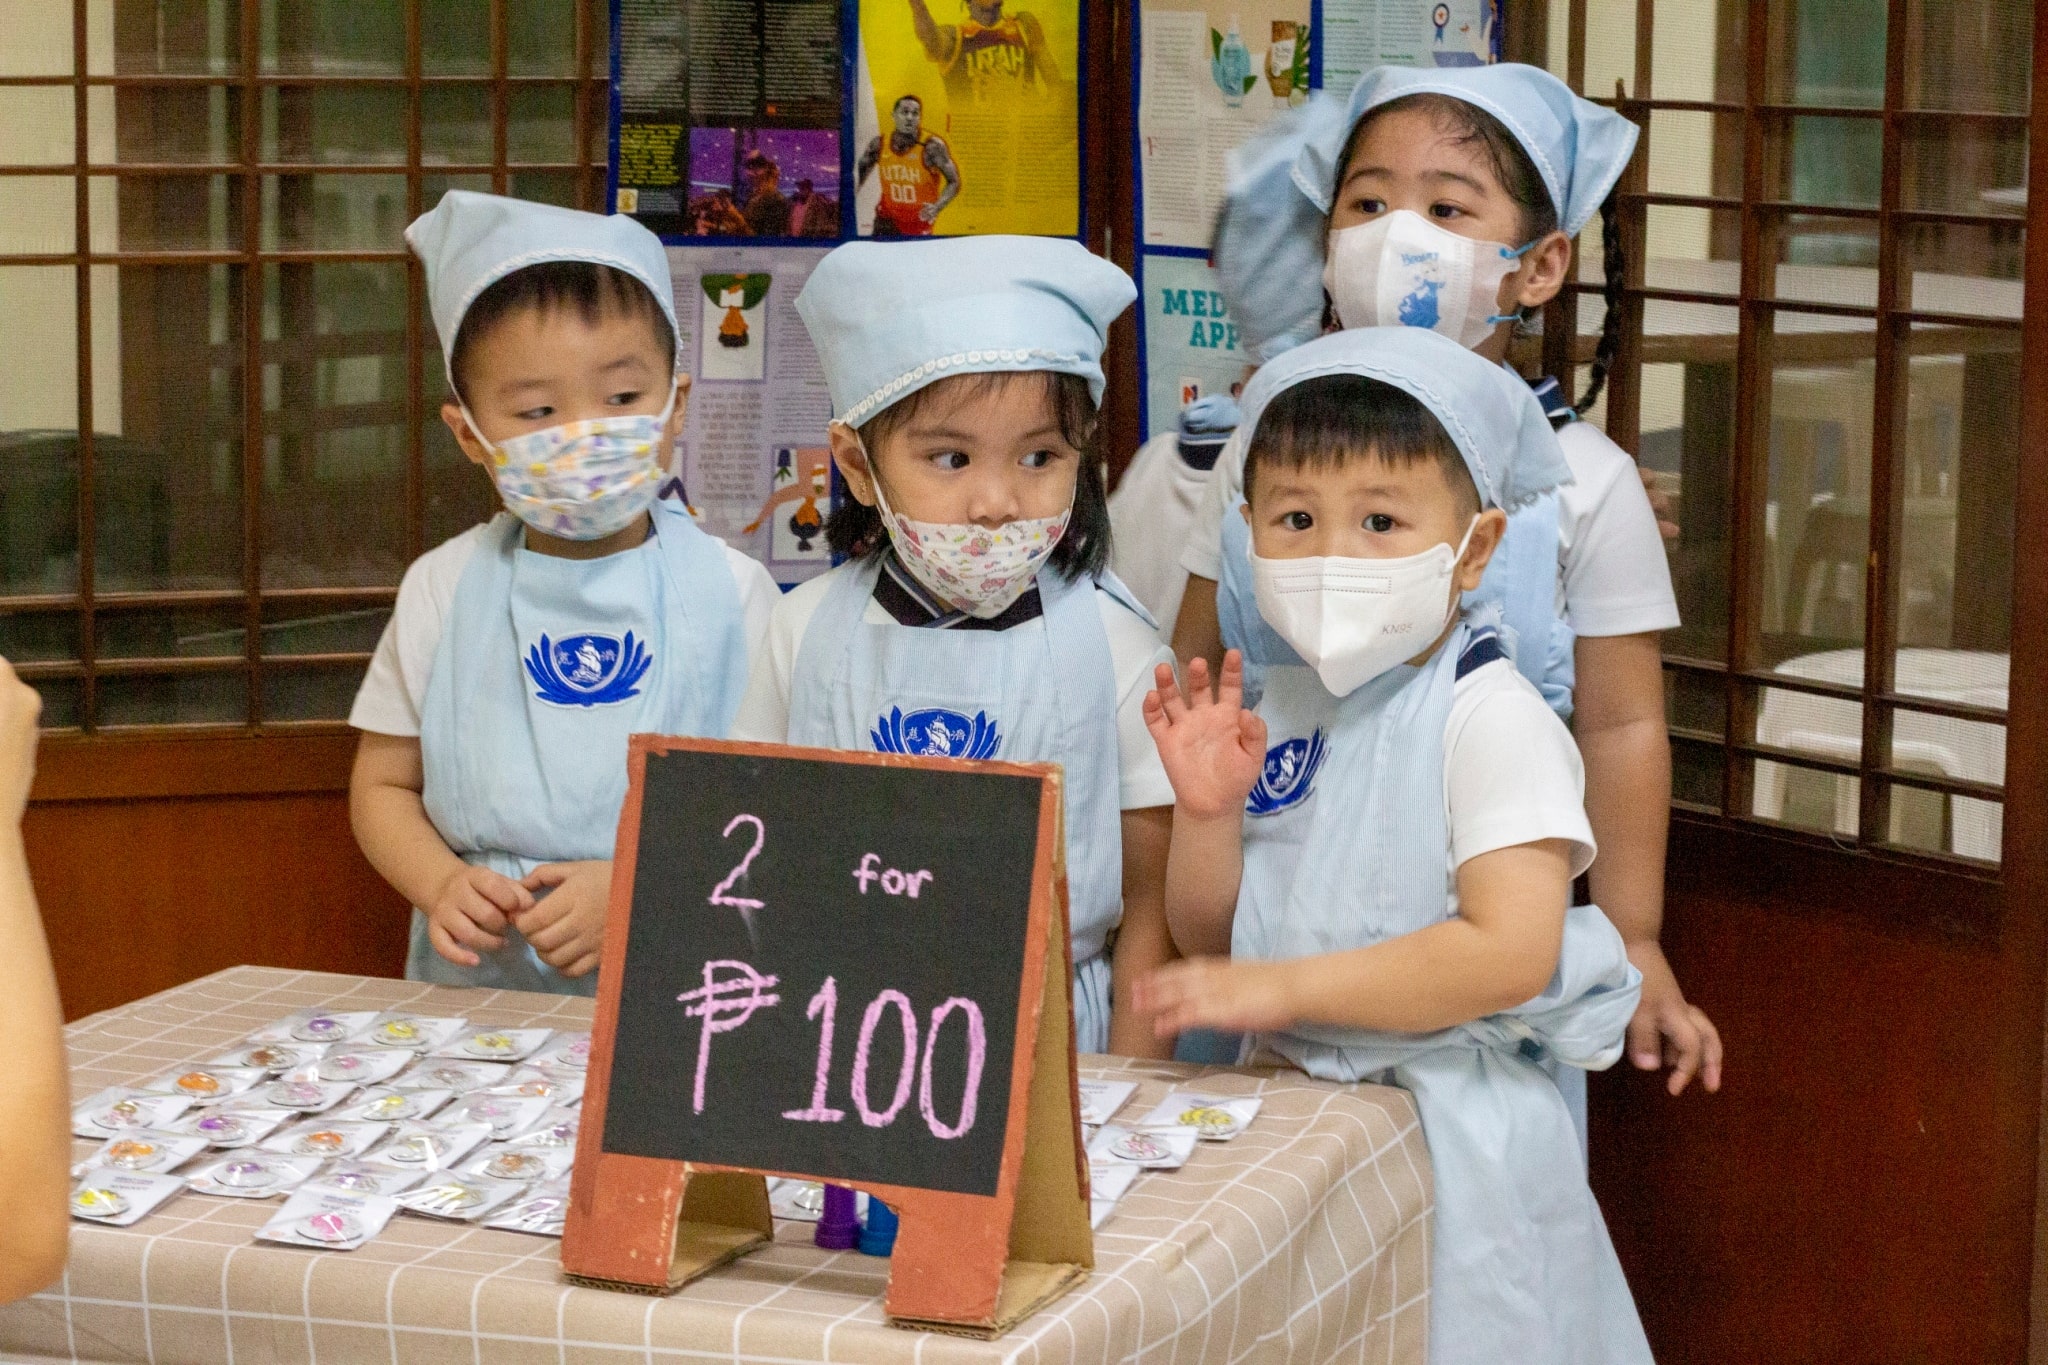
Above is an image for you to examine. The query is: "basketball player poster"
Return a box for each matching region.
[853,0,1081,236]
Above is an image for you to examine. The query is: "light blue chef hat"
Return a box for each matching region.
[405,189,681,388]
[1235,326,1569,511]
[1212,90,1353,363]
[795,237,1136,429]
[1294,63,1640,237]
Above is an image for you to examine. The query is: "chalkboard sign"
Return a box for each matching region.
[603,746,1042,1194]
[564,736,1092,1335]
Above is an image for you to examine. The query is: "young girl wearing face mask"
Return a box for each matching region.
[1175,63,1721,1103]
[730,237,1179,1058]
[1138,326,1651,1365]
[349,192,780,996]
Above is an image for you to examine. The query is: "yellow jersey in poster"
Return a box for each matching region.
[949,15,1034,100]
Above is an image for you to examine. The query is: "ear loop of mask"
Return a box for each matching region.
[1484,239,1540,329]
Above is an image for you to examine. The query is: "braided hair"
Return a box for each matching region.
[1575,187,1625,415]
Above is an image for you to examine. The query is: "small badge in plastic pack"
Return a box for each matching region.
[393,1059,512,1093]
[167,1107,293,1149]
[210,1042,329,1073]
[262,1119,392,1160]
[393,1174,526,1222]
[1087,1159,1139,1228]
[362,1121,492,1172]
[432,1027,552,1062]
[482,1069,585,1106]
[255,1080,357,1113]
[529,1032,590,1070]
[498,1106,578,1150]
[287,1048,412,1087]
[72,1171,186,1226]
[186,1153,325,1198]
[244,1010,379,1046]
[462,1144,573,1184]
[141,1066,269,1102]
[1077,1079,1138,1127]
[1088,1124,1197,1170]
[432,1094,552,1139]
[334,1087,453,1124]
[72,1088,193,1140]
[82,1130,210,1175]
[316,1160,425,1197]
[361,1013,468,1052]
[256,1186,398,1251]
[1138,1091,1263,1141]
[481,1178,571,1236]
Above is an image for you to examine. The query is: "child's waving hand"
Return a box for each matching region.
[1143,650,1267,820]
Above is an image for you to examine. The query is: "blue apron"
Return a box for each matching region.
[1236,621,1649,1365]
[416,503,749,995]
[787,556,1136,1054]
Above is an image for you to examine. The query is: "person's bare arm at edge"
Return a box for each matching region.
[855,135,883,188]
[1575,630,1722,1095]
[905,0,956,64]
[1108,806,1176,1058]
[0,658,69,1303]
[1170,573,1227,676]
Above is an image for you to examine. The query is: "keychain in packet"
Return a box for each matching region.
[335,1086,454,1124]
[72,1087,192,1139]
[186,1153,325,1198]
[528,1032,589,1070]
[432,1094,552,1139]
[432,1027,552,1062]
[142,1066,270,1103]
[253,1079,357,1114]
[1088,1159,1139,1228]
[1077,1080,1137,1128]
[481,1178,570,1236]
[497,1107,578,1150]
[167,1107,293,1149]
[1088,1124,1198,1170]
[360,1013,467,1051]
[394,1059,512,1093]
[316,1160,424,1197]
[72,1171,186,1226]
[362,1121,492,1172]
[81,1130,210,1175]
[211,1041,329,1073]
[291,1048,413,1087]
[462,1143,573,1183]
[256,1186,398,1251]
[487,1067,585,1105]
[393,1174,527,1222]
[1138,1091,1263,1140]
[244,1010,380,1046]
[262,1119,392,1160]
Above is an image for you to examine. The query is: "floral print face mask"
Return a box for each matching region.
[465,380,677,541]
[864,439,1071,620]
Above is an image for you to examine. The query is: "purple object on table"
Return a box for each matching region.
[813,1185,860,1250]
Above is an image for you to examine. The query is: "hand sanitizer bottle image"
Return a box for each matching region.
[1213,16,1251,107]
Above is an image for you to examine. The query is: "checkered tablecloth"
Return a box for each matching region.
[0,967,1431,1364]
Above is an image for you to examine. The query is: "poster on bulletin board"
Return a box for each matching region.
[1139,254,1250,438]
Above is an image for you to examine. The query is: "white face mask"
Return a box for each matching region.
[862,440,1071,620]
[1322,209,1531,349]
[465,380,678,541]
[1248,517,1478,697]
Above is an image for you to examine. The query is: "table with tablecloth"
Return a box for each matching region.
[0,966,1431,1364]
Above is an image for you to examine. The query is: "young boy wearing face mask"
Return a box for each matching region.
[1179,63,1720,1105]
[1137,326,1650,1365]
[730,237,1179,1059]
[349,192,779,996]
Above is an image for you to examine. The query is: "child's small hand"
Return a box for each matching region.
[1142,651,1267,821]
[1134,956,1296,1037]
[517,860,611,979]
[426,864,531,968]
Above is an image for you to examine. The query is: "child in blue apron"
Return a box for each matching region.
[1138,326,1649,1365]
[349,191,779,996]
[729,237,1178,1058]
[1180,62,1720,1104]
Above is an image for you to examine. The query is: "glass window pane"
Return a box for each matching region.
[92,174,244,252]
[1636,303,1738,662]
[1581,0,1637,98]
[262,173,408,250]
[421,172,494,215]
[0,177,76,254]
[1671,735,1723,809]
[1652,0,1743,104]
[260,422,406,588]
[4,4,73,75]
[422,346,500,546]
[509,0,577,76]
[263,661,369,720]
[0,266,81,595]
[1901,326,2016,661]
[0,613,78,664]
[110,0,243,75]
[1667,666,1725,735]
[97,264,245,593]
[422,84,492,166]
[261,602,390,655]
[509,85,575,163]
[0,87,75,166]
[1888,700,2005,802]
[1752,758,1860,836]
[30,677,81,729]
[98,669,247,726]
[1764,0,1887,107]
[1900,223,2024,316]
[510,169,580,208]
[1760,212,1880,305]
[588,0,610,79]
[422,3,492,76]
[262,85,407,165]
[1902,0,2029,114]
[261,0,403,76]
[1901,118,2028,215]
[97,608,245,659]
[1647,109,1741,201]
[1642,205,1741,296]
[107,85,238,164]
[1763,115,1884,209]
[1753,679,1862,838]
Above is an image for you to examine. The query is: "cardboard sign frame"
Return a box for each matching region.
[562,735,1092,1335]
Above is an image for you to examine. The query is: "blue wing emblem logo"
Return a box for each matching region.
[524,631,651,707]
[870,706,1001,760]
[1246,728,1328,816]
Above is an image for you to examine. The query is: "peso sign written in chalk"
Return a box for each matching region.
[601,746,1043,1198]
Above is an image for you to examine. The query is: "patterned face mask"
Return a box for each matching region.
[863,438,1071,620]
[466,380,677,541]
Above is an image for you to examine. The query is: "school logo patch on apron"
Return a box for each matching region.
[1246,729,1328,816]
[524,631,652,707]
[870,706,1001,760]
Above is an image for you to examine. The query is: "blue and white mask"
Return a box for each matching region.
[1322,209,1531,349]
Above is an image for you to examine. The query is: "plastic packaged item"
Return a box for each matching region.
[1077,1079,1137,1127]
[1087,1158,1139,1227]
[262,1119,392,1159]
[393,1060,513,1093]
[142,1066,269,1102]
[497,1107,579,1150]
[257,1080,357,1113]
[211,1042,329,1073]
[167,1107,293,1149]
[256,1187,399,1250]
[432,1027,552,1062]
[393,1174,527,1222]
[82,1130,209,1175]
[71,1171,186,1226]
[186,1153,325,1198]
[335,1087,454,1124]
[1088,1124,1198,1170]
[316,1160,424,1197]
[293,1048,412,1087]
[72,1088,193,1139]
[480,1179,570,1236]
[529,1032,590,1070]
[360,1013,468,1051]
[243,1010,379,1046]
[431,1094,552,1139]
[361,1121,492,1172]
[1137,1091,1263,1140]
[487,1067,585,1105]
[461,1144,573,1184]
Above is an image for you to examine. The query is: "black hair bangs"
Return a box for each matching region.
[1244,373,1479,517]
[450,260,677,402]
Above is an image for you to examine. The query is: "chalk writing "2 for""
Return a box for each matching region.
[783,977,987,1141]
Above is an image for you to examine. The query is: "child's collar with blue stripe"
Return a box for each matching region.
[1526,373,1579,425]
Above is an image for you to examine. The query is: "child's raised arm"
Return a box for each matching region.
[1142,651,1264,957]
